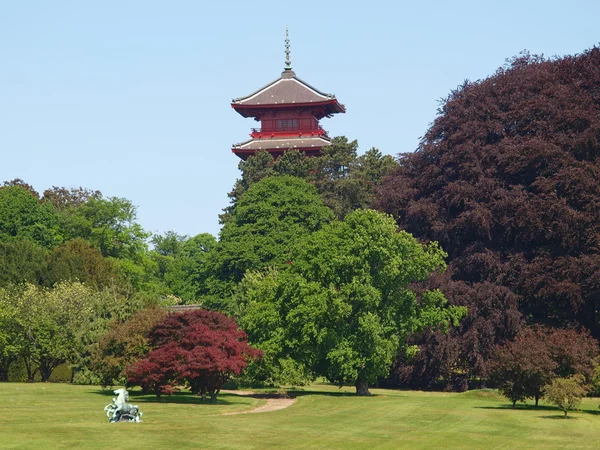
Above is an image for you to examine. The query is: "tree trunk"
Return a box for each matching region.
[0,357,12,381]
[39,365,52,382]
[535,394,539,406]
[564,410,568,418]
[23,357,37,382]
[39,358,58,382]
[512,399,517,408]
[355,378,371,396]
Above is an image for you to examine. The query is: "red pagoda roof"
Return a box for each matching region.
[231,69,345,118]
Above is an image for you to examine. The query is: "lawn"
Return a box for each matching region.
[1,382,599,449]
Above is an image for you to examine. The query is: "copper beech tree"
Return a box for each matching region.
[127,310,261,402]
[489,327,598,407]
[377,47,600,389]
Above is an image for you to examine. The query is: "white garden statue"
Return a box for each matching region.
[104,388,143,423]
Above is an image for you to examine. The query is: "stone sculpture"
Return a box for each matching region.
[104,388,143,423]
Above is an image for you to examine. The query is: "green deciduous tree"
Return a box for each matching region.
[0,185,62,248]
[149,232,218,303]
[544,376,589,417]
[45,238,118,288]
[4,282,98,381]
[0,240,48,287]
[62,196,149,260]
[238,209,466,395]
[0,295,20,381]
[209,175,334,310]
[223,139,397,223]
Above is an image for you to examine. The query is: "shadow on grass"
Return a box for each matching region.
[538,415,578,420]
[476,405,557,411]
[238,389,395,399]
[91,386,393,404]
[476,404,600,417]
[89,389,237,406]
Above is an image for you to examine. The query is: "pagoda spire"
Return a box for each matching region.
[284,27,292,71]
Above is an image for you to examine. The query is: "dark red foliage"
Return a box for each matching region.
[546,327,599,381]
[376,47,600,387]
[127,310,261,401]
[488,326,598,406]
[386,274,522,391]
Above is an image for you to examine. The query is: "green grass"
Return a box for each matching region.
[1,383,600,449]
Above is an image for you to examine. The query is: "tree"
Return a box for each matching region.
[5,282,98,381]
[237,209,466,395]
[376,47,600,385]
[126,310,261,402]
[42,186,102,211]
[45,238,118,288]
[69,280,176,385]
[148,232,219,303]
[386,276,522,391]
[308,139,396,219]
[489,328,556,407]
[0,185,61,248]
[223,140,397,223]
[0,240,48,287]
[94,306,167,387]
[547,328,599,381]
[0,291,21,381]
[544,376,589,417]
[208,175,333,310]
[62,196,149,260]
[489,327,599,406]
[151,231,188,257]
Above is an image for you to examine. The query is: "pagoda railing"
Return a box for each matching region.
[250,126,328,139]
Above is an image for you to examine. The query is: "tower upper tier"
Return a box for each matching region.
[231,69,346,119]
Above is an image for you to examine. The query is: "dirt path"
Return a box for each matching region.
[220,390,296,415]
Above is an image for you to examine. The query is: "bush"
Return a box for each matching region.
[544,376,588,417]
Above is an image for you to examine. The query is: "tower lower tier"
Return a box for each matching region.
[232,136,331,160]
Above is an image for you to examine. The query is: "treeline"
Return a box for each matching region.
[0,181,188,383]
[0,139,408,393]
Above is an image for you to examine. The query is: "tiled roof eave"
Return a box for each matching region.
[231,98,345,111]
[232,74,341,107]
[232,136,332,150]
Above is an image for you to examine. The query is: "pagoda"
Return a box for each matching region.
[231,30,346,160]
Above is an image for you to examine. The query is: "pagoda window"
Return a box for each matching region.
[262,119,275,131]
[277,119,298,131]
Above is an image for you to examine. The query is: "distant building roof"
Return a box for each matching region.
[170,304,203,312]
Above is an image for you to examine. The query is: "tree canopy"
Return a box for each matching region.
[207,175,334,309]
[127,309,261,401]
[376,47,600,387]
[223,138,397,222]
[237,209,466,394]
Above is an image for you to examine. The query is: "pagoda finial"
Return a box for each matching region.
[284,27,292,70]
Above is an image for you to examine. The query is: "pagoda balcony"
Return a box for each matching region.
[250,126,328,139]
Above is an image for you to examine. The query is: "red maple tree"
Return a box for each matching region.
[127,310,261,402]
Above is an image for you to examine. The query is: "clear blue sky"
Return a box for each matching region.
[1,1,598,238]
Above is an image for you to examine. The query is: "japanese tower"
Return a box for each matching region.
[231,30,346,160]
